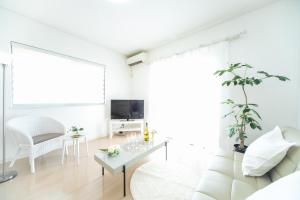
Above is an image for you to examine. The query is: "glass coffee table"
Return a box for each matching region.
[94,137,170,197]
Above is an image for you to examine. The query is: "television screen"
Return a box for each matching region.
[111,100,144,120]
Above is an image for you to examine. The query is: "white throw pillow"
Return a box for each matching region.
[246,171,300,200]
[242,126,294,176]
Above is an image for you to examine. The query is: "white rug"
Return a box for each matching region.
[130,161,203,200]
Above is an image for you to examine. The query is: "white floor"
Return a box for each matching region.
[131,141,212,200]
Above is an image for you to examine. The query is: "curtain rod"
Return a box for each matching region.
[175,30,247,56]
[150,30,247,62]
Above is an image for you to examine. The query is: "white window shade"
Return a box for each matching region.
[11,43,105,105]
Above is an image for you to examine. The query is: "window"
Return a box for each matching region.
[148,42,228,151]
[11,42,105,105]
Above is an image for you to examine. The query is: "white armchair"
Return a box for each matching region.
[7,116,66,174]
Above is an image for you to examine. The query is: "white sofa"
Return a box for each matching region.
[192,127,300,200]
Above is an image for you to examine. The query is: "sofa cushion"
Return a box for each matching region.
[192,149,271,200]
[268,127,300,182]
[32,133,64,144]
[246,171,300,200]
[242,126,294,176]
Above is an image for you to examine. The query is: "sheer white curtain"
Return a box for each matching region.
[148,42,228,150]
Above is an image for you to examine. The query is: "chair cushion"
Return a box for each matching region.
[192,149,271,200]
[32,133,64,144]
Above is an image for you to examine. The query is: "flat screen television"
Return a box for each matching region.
[111,100,144,120]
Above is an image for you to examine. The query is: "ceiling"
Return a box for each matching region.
[0,0,277,56]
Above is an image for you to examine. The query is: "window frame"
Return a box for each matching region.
[10,41,106,107]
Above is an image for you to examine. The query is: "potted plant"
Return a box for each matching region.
[69,126,84,138]
[214,63,289,153]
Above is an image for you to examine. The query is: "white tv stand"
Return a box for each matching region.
[109,119,144,138]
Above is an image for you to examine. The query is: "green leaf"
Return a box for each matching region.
[222,99,235,104]
[257,71,271,77]
[248,103,258,107]
[222,80,232,86]
[250,109,262,119]
[243,108,250,114]
[242,64,253,68]
[250,122,257,129]
[232,104,244,109]
[219,71,225,76]
[231,63,241,69]
[229,127,236,138]
[254,79,262,85]
[233,75,242,80]
[213,70,220,75]
[238,80,245,85]
[245,116,256,123]
[214,70,226,76]
[276,76,290,81]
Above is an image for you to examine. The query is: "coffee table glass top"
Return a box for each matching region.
[94,137,169,174]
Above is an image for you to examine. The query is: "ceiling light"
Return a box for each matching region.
[109,0,129,3]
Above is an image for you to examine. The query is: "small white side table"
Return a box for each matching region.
[61,135,89,165]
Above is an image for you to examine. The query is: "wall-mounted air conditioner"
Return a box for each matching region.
[126,52,148,67]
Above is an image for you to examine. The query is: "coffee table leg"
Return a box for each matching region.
[102,166,104,176]
[123,165,126,197]
[165,142,168,161]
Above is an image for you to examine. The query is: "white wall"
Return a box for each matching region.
[131,0,300,149]
[0,8,131,160]
[130,64,150,120]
